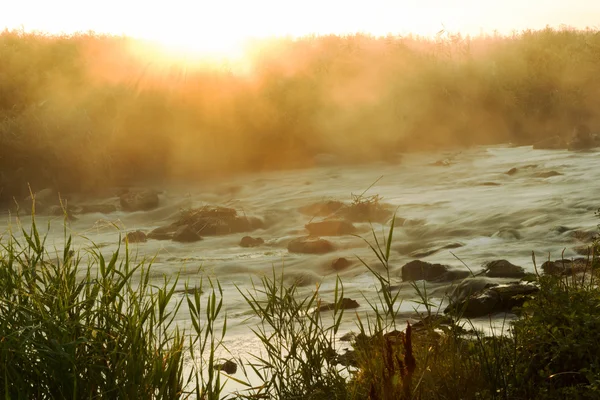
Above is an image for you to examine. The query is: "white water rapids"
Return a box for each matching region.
[2,144,599,392]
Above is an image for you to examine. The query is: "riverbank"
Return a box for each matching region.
[2,28,600,202]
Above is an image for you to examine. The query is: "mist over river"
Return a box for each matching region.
[2,144,599,388]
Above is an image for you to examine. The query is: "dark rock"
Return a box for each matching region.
[505,167,518,175]
[79,204,117,214]
[430,270,471,282]
[175,207,263,236]
[306,220,356,236]
[215,360,237,375]
[299,200,345,217]
[535,171,562,178]
[148,225,176,240]
[335,350,357,367]
[288,237,334,254]
[541,258,589,276]
[483,260,525,278]
[123,230,147,243]
[120,189,159,212]
[409,242,464,258]
[331,257,353,271]
[401,260,449,282]
[172,225,203,243]
[479,182,501,186]
[570,230,596,243]
[339,332,356,342]
[445,283,539,318]
[317,298,360,312]
[451,278,498,302]
[240,236,264,247]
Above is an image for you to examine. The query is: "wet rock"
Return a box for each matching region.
[317,298,360,312]
[483,260,525,278]
[335,350,357,367]
[306,220,356,236]
[240,236,264,247]
[570,230,596,243]
[533,135,567,150]
[123,230,147,243]
[445,282,539,318]
[148,225,175,240]
[215,360,237,375]
[541,258,589,276]
[339,332,356,342]
[172,225,203,243]
[574,245,594,256]
[288,237,334,254]
[479,182,501,186]
[299,200,345,217]
[430,270,471,282]
[408,242,464,258]
[181,207,263,235]
[79,204,117,214]
[401,260,450,282]
[120,189,159,212]
[505,167,518,175]
[492,228,522,240]
[451,278,498,302]
[331,257,353,271]
[535,171,562,178]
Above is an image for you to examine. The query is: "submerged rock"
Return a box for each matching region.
[240,236,264,247]
[288,237,334,254]
[505,167,518,175]
[120,189,159,212]
[172,225,203,243]
[305,220,356,236]
[483,260,525,278]
[492,228,522,240]
[317,298,360,312]
[147,226,174,240]
[535,171,562,178]
[445,282,539,318]
[123,230,147,243]
[331,257,353,271]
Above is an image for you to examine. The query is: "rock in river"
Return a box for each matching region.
[401,260,468,282]
[288,237,335,254]
[483,260,525,278]
[240,236,264,247]
[445,282,539,318]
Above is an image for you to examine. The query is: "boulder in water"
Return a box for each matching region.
[172,225,203,243]
[445,282,539,318]
[215,360,237,375]
[240,236,264,247]
[123,230,147,243]
[317,298,360,312]
[541,258,589,276]
[401,260,450,282]
[505,167,518,175]
[288,237,334,254]
[306,220,356,236]
[120,189,159,212]
[568,124,597,150]
[483,260,525,278]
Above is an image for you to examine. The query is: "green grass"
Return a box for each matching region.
[1,213,599,398]
[2,28,600,202]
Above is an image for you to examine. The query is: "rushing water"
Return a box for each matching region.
[2,144,599,390]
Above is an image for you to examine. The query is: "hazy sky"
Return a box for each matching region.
[3,1,600,54]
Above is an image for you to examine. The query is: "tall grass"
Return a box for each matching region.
[2,28,600,201]
[0,215,229,399]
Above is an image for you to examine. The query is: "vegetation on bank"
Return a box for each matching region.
[2,28,600,201]
[1,215,599,399]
